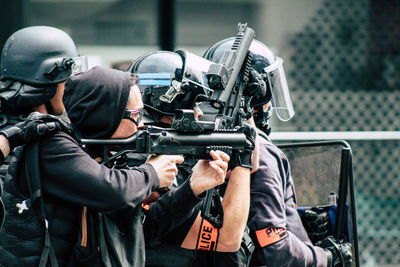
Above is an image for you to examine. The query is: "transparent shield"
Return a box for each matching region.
[279,143,344,206]
[175,49,213,91]
[278,141,360,267]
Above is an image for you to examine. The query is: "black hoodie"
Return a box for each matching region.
[0,66,159,266]
[63,66,131,139]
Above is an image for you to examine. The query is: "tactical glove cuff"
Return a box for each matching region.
[0,127,23,150]
[229,149,253,170]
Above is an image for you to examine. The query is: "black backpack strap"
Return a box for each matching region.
[0,178,4,231]
[25,142,59,267]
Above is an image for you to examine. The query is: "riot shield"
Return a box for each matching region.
[277,140,360,267]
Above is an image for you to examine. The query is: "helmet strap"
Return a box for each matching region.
[254,105,272,136]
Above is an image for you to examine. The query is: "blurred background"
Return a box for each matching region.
[1,0,399,266]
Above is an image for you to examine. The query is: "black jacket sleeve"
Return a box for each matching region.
[39,132,159,212]
[143,179,203,244]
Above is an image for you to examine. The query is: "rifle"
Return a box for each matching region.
[80,120,248,228]
[79,124,248,165]
[199,23,255,228]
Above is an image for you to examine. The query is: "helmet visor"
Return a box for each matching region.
[136,72,212,113]
[264,57,295,121]
[176,50,213,96]
[70,56,89,75]
[181,51,212,85]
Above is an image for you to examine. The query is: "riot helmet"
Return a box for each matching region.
[0,26,84,85]
[203,38,294,122]
[0,26,87,113]
[128,50,213,117]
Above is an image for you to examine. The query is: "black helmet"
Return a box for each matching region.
[0,26,87,113]
[1,26,78,86]
[204,38,294,121]
[128,50,213,117]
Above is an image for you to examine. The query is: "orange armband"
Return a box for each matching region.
[141,203,150,211]
[255,227,287,247]
[196,219,219,251]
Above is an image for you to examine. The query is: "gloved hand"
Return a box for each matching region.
[316,236,352,267]
[229,122,256,169]
[0,112,72,150]
[244,69,271,107]
[300,207,331,243]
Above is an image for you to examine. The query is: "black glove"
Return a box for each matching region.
[301,207,331,243]
[316,236,352,267]
[244,69,271,107]
[0,112,72,150]
[229,122,256,169]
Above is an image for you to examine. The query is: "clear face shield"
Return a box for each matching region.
[43,55,89,82]
[70,55,89,75]
[173,50,214,102]
[263,57,295,121]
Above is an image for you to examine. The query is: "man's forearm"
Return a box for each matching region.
[218,166,251,251]
[0,135,10,164]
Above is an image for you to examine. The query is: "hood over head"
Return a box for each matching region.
[63,66,131,139]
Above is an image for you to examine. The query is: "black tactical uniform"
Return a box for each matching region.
[204,36,352,267]
[248,130,328,267]
[0,26,80,180]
